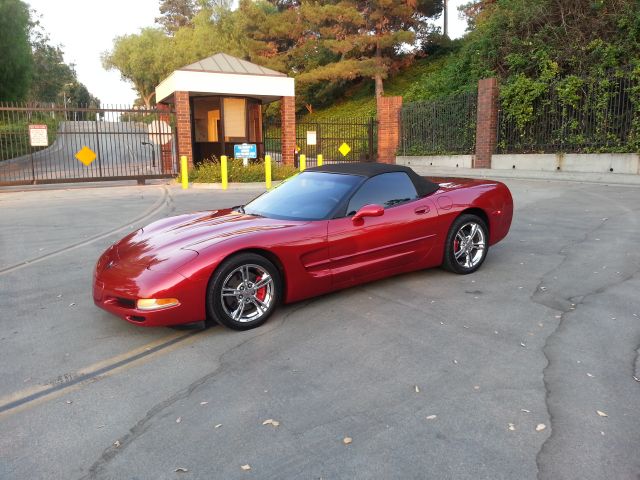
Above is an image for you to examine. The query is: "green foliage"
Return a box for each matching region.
[102,28,172,107]
[189,159,298,183]
[0,0,32,101]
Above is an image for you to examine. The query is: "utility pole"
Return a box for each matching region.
[443,0,448,38]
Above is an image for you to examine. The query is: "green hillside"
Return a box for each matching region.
[303,56,449,120]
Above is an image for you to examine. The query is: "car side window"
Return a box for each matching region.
[346,172,418,216]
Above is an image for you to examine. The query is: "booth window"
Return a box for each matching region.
[223,98,246,141]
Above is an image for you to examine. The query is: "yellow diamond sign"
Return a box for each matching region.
[338,142,351,157]
[75,146,96,166]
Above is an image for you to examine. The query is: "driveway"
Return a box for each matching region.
[0,179,638,479]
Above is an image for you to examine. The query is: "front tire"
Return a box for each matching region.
[442,214,488,274]
[206,253,281,330]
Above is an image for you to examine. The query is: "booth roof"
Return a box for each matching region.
[179,53,286,77]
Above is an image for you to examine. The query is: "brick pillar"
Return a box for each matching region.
[280,96,296,165]
[175,91,193,167]
[474,78,499,168]
[377,96,402,164]
[156,103,174,174]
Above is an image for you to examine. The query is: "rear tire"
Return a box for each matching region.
[206,253,281,330]
[442,214,488,274]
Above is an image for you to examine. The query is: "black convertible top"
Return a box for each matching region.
[307,162,440,197]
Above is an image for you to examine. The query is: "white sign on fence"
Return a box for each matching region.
[306,130,317,146]
[29,124,48,147]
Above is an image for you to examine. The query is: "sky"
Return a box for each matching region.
[25,0,469,106]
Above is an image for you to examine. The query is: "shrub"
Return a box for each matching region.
[188,158,298,183]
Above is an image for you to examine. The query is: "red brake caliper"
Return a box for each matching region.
[254,275,267,301]
[454,238,460,254]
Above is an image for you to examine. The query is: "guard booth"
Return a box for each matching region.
[155,53,296,166]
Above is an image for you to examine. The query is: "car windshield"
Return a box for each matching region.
[243,171,363,220]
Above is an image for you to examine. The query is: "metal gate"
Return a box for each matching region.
[0,103,177,186]
[263,116,377,166]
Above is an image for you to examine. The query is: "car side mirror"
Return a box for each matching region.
[352,204,384,223]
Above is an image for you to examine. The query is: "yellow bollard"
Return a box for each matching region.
[221,155,228,190]
[317,154,323,167]
[300,154,306,172]
[265,155,272,190]
[180,156,189,189]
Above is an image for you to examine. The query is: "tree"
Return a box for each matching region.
[102,28,172,108]
[28,39,74,102]
[0,0,32,101]
[241,0,443,104]
[156,0,198,34]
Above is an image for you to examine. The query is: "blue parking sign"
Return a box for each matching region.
[234,143,257,159]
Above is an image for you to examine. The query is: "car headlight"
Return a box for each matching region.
[136,298,180,311]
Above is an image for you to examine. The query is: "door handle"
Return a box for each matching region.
[414,206,430,215]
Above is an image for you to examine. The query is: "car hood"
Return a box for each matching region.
[113,208,302,269]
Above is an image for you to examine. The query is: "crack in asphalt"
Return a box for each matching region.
[530,190,640,480]
[80,299,314,480]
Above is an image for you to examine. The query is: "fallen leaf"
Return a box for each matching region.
[521,409,531,413]
[596,410,608,417]
[453,360,458,364]
[343,437,352,445]
[113,440,121,447]
[200,401,208,405]
[68,303,76,307]
[508,423,516,431]
[414,385,420,393]
[520,342,526,347]
[536,424,546,432]
[176,417,182,423]
[175,467,188,473]
[262,419,280,426]
[633,376,640,383]
[426,415,437,420]
[65,400,72,404]
[473,385,480,390]
[241,464,251,471]
[586,373,594,377]
[214,424,222,429]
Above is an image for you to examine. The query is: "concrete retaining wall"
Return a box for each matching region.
[399,153,639,175]
[492,153,639,174]
[397,155,473,169]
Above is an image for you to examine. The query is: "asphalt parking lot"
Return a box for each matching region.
[1,178,639,480]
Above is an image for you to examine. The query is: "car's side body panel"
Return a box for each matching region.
[93,175,513,327]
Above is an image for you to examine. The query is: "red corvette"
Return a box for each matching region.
[94,163,513,330]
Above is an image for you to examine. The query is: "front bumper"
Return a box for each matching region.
[93,263,206,327]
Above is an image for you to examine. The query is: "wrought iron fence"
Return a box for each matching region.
[264,116,377,166]
[400,91,477,156]
[498,74,640,153]
[0,103,177,186]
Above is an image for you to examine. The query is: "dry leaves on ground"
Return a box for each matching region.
[596,410,608,417]
[343,437,352,445]
[262,419,280,427]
